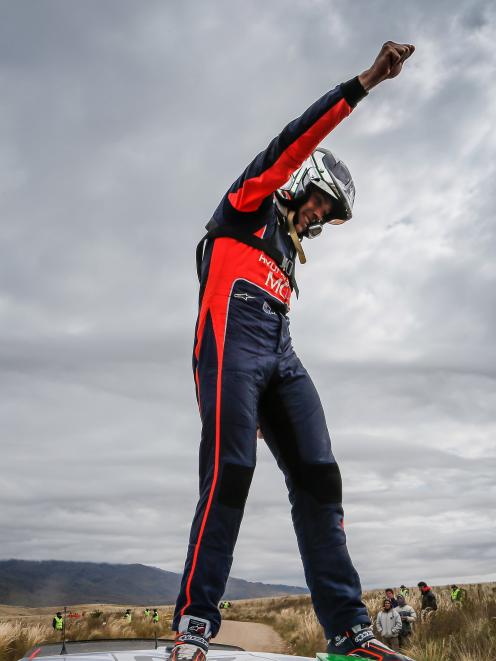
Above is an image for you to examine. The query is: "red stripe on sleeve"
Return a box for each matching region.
[228,98,352,213]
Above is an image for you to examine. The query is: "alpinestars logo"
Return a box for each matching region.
[234,292,255,301]
[179,634,208,648]
[187,619,206,636]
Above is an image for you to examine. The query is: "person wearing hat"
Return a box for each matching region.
[450,584,466,605]
[396,595,416,650]
[52,612,64,631]
[375,599,402,652]
[417,582,437,615]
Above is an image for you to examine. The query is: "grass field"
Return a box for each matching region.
[0,583,495,661]
[0,606,175,661]
[223,584,496,660]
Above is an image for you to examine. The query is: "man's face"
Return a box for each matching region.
[294,189,335,234]
[386,590,394,599]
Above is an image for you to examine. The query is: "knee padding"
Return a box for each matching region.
[298,462,342,504]
[218,463,254,509]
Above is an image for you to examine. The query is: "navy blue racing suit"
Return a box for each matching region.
[173,77,370,639]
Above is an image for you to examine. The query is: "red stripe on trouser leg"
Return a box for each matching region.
[180,301,227,617]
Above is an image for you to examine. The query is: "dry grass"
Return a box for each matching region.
[1,585,495,661]
[223,584,496,660]
[0,608,175,661]
[0,622,56,661]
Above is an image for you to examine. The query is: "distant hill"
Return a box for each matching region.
[0,560,308,607]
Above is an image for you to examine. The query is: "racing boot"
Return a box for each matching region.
[325,624,415,660]
[170,615,212,661]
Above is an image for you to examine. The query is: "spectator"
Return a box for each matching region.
[450,585,465,604]
[125,609,132,622]
[399,585,410,599]
[396,594,416,649]
[375,599,402,652]
[153,609,159,623]
[52,612,64,631]
[417,582,437,614]
[385,588,399,608]
[144,608,151,618]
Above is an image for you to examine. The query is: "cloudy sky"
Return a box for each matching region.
[1,0,495,594]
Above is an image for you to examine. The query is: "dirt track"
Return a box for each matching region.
[214,620,286,653]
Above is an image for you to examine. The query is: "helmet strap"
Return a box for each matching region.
[287,210,307,265]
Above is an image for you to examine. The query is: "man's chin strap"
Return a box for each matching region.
[275,198,307,265]
[287,210,307,264]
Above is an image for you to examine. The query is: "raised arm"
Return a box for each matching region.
[224,78,365,216]
[216,41,414,221]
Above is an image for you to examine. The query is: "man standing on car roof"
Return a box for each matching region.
[171,42,415,661]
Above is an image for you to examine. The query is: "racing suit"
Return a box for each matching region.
[173,77,370,639]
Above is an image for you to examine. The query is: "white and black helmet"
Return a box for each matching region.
[276,147,355,235]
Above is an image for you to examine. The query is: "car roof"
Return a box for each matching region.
[20,640,311,661]
[23,640,241,656]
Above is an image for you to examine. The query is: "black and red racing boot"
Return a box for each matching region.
[169,615,211,661]
[324,624,415,660]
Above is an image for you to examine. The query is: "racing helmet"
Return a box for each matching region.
[276,148,355,238]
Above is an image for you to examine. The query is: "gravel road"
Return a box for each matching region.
[214,620,286,653]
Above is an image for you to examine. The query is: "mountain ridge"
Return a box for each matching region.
[0,559,308,607]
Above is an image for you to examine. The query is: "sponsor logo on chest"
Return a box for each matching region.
[259,253,290,299]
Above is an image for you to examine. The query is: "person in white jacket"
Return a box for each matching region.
[376,599,402,651]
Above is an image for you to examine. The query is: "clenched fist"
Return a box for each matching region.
[359,41,415,91]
